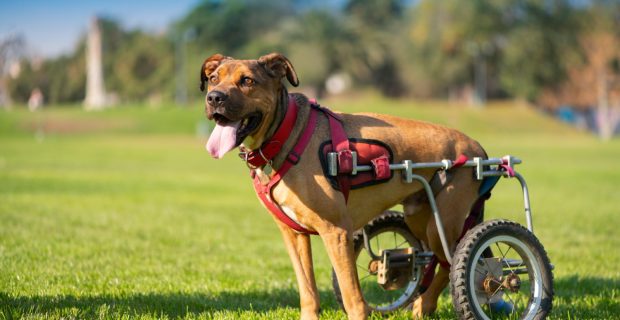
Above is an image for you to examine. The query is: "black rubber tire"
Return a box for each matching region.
[450,219,554,320]
[331,210,422,313]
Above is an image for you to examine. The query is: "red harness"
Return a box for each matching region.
[246,96,488,263]
[249,97,326,234]
[248,96,394,234]
[244,97,299,168]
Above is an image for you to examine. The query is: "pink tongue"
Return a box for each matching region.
[206,121,241,158]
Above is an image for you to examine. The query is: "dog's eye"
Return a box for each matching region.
[209,74,219,84]
[241,77,254,86]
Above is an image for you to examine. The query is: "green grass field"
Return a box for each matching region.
[1,95,619,319]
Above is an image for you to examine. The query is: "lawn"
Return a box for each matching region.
[1,95,619,319]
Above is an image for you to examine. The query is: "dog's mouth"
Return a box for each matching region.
[206,111,262,158]
[213,111,262,144]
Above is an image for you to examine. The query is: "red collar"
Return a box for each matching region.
[242,96,299,168]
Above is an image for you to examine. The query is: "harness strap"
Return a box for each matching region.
[318,105,352,203]
[500,156,516,177]
[252,105,320,235]
[245,97,299,168]
[452,154,468,168]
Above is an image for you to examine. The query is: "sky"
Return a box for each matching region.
[0,0,201,58]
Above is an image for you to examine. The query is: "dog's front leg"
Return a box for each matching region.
[320,226,370,320]
[275,220,320,320]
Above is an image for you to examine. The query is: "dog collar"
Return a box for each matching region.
[242,96,299,168]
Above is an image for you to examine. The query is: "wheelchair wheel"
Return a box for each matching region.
[332,211,424,313]
[450,219,554,320]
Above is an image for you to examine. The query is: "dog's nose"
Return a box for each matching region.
[207,90,228,106]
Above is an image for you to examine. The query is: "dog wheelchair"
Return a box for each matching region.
[329,155,554,320]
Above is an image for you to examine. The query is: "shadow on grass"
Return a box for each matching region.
[551,275,620,317]
[1,276,618,318]
[0,289,341,318]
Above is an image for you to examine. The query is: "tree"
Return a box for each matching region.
[174,0,293,58]
[340,0,406,96]
[283,10,349,97]
[112,31,174,101]
[499,0,581,100]
[8,17,175,105]
[407,0,581,103]
[0,35,25,107]
[537,2,620,139]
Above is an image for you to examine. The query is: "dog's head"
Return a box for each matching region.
[200,53,299,158]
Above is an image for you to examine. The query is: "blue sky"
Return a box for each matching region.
[0,0,201,58]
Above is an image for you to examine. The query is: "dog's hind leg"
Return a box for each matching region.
[275,220,320,320]
[320,225,370,320]
[402,197,431,247]
[411,169,480,318]
[403,201,449,318]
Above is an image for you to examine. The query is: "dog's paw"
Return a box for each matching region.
[300,310,319,320]
[412,296,436,319]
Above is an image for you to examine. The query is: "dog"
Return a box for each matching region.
[200,52,486,319]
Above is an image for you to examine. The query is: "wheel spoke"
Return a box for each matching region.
[499,245,518,275]
[505,293,521,314]
[503,245,513,261]
[482,251,493,274]
[515,259,524,270]
[495,242,506,259]
[475,266,487,277]
[393,232,397,248]
[448,221,552,320]
[490,280,504,298]
[357,264,372,280]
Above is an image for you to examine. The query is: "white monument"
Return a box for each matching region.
[84,17,107,110]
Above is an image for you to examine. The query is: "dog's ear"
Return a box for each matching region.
[200,54,231,91]
[258,53,299,87]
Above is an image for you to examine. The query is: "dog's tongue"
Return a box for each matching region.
[206,121,241,159]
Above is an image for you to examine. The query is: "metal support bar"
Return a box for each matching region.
[409,173,453,264]
[326,155,522,180]
[333,154,534,267]
[514,172,533,232]
[474,157,483,180]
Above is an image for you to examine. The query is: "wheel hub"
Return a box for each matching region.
[503,273,521,292]
[368,259,379,275]
[475,257,505,304]
[482,275,502,295]
[482,269,522,296]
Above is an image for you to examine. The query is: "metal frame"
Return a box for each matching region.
[327,154,533,265]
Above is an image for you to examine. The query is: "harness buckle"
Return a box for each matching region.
[327,152,338,176]
[287,151,301,165]
[338,150,354,174]
[327,151,358,176]
[240,151,258,170]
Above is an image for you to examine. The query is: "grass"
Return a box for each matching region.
[1,95,619,319]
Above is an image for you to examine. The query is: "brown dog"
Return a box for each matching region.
[200,52,486,319]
